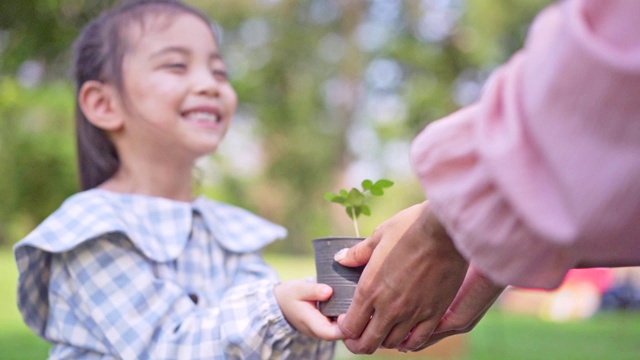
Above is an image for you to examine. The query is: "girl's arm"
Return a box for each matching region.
[226,251,342,355]
[48,234,334,359]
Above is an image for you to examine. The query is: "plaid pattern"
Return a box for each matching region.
[14,190,335,359]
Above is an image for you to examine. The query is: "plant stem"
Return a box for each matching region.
[349,207,360,237]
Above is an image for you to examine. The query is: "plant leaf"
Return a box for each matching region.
[324,178,394,228]
[375,179,394,188]
[353,206,362,217]
[332,196,347,204]
[347,188,365,206]
[323,192,337,200]
[361,205,371,216]
[324,193,346,204]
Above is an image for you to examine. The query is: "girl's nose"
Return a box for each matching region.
[193,69,220,97]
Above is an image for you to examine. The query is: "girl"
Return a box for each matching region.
[14,0,343,358]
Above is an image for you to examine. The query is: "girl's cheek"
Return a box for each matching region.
[227,87,239,107]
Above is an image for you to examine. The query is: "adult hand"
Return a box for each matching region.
[406,265,505,351]
[334,201,469,354]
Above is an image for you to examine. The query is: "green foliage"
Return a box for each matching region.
[0,0,549,252]
[0,251,51,357]
[0,79,77,245]
[324,179,393,237]
[0,0,116,75]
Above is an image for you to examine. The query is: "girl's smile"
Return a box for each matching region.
[181,105,224,128]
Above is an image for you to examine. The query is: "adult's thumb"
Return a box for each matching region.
[333,236,377,267]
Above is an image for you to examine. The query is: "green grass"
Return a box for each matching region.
[466,310,640,360]
[0,250,51,359]
[2,249,640,359]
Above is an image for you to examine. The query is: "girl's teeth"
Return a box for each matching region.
[187,111,220,122]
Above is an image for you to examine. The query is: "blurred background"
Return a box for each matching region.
[1,0,639,359]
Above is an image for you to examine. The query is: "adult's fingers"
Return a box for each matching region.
[341,304,403,354]
[402,265,505,352]
[334,230,381,267]
[333,230,384,340]
[335,267,377,339]
[397,318,440,352]
[380,316,419,349]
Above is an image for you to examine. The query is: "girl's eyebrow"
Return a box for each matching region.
[150,46,188,58]
[150,46,223,60]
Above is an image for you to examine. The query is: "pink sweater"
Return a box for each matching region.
[410,0,640,289]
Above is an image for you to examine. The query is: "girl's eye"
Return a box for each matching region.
[213,70,228,80]
[164,63,187,70]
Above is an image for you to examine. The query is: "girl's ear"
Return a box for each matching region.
[78,80,124,131]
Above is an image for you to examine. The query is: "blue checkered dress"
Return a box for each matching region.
[14,189,335,359]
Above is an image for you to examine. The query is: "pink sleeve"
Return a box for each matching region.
[410,0,640,289]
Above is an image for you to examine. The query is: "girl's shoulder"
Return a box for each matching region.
[14,189,194,261]
[193,197,287,253]
[14,190,288,259]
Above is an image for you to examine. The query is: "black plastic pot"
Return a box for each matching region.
[312,236,365,317]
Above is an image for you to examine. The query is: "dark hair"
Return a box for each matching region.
[73,0,216,190]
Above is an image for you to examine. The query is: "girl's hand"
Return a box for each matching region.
[274,279,346,341]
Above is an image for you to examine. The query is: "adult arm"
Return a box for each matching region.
[412,0,640,290]
[338,0,640,354]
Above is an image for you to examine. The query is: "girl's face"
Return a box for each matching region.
[117,12,237,163]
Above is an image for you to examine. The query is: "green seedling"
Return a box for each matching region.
[324,178,394,237]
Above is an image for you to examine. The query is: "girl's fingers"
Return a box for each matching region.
[306,283,333,301]
[284,280,334,301]
[302,309,347,341]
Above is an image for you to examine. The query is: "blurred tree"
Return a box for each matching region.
[0,78,77,246]
[0,0,551,251]
[0,0,117,77]
[198,0,551,253]
[195,0,370,253]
